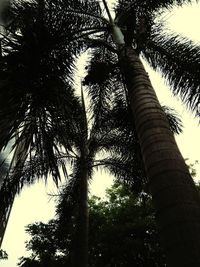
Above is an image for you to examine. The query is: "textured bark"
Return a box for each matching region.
[73,156,89,267]
[119,46,200,267]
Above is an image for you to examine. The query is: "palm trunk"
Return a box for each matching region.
[72,155,89,267]
[71,87,89,267]
[119,46,200,267]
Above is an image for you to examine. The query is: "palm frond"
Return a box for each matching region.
[5,0,80,77]
[96,156,146,194]
[115,0,198,53]
[162,106,183,134]
[143,29,200,115]
[116,0,197,14]
[83,47,123,129]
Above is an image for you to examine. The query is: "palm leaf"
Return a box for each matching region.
[143,29,200,114]
[162,105,183,134]
[116,0,197,14]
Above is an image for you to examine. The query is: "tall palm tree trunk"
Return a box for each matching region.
[73,157,89,267]
[119,46,200,267]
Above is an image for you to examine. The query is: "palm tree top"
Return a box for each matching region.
[81,0,200,117]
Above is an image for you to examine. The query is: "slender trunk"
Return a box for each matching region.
[71,87,89,267]
[73,155,89,267]
[119,46,200,267]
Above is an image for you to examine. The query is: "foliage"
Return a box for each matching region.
[18,183,166,267]
[88,183,166,267]
[18,219,70,267]
[186,159,199,178]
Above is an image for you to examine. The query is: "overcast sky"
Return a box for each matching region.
[1,1,200,266]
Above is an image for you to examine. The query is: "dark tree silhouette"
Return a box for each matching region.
[0,1,200,266]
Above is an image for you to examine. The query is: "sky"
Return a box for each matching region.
[1,1,200,266]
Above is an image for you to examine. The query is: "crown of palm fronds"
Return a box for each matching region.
[0,0,111,151]
[0,0,89,174]
[79,0,200,116]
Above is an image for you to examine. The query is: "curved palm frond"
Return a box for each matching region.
[162,105,183,134]
[97,156,146,193]
[116,0,197,14]
[143,29,200,114]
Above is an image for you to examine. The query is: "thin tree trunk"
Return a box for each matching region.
[73,156,89,267]
[72,87,89,267]
[119,46,200,267]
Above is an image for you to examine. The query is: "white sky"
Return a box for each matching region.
[1,1,200,266]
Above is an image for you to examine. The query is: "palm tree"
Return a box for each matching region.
[0,1,108,257]
[78,1,200,265]
[55,86,111,267]
[1,0,200,266]
[0,0,87,246]
[56,77,183,267]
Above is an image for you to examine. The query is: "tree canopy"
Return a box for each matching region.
[18,182,166,267]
